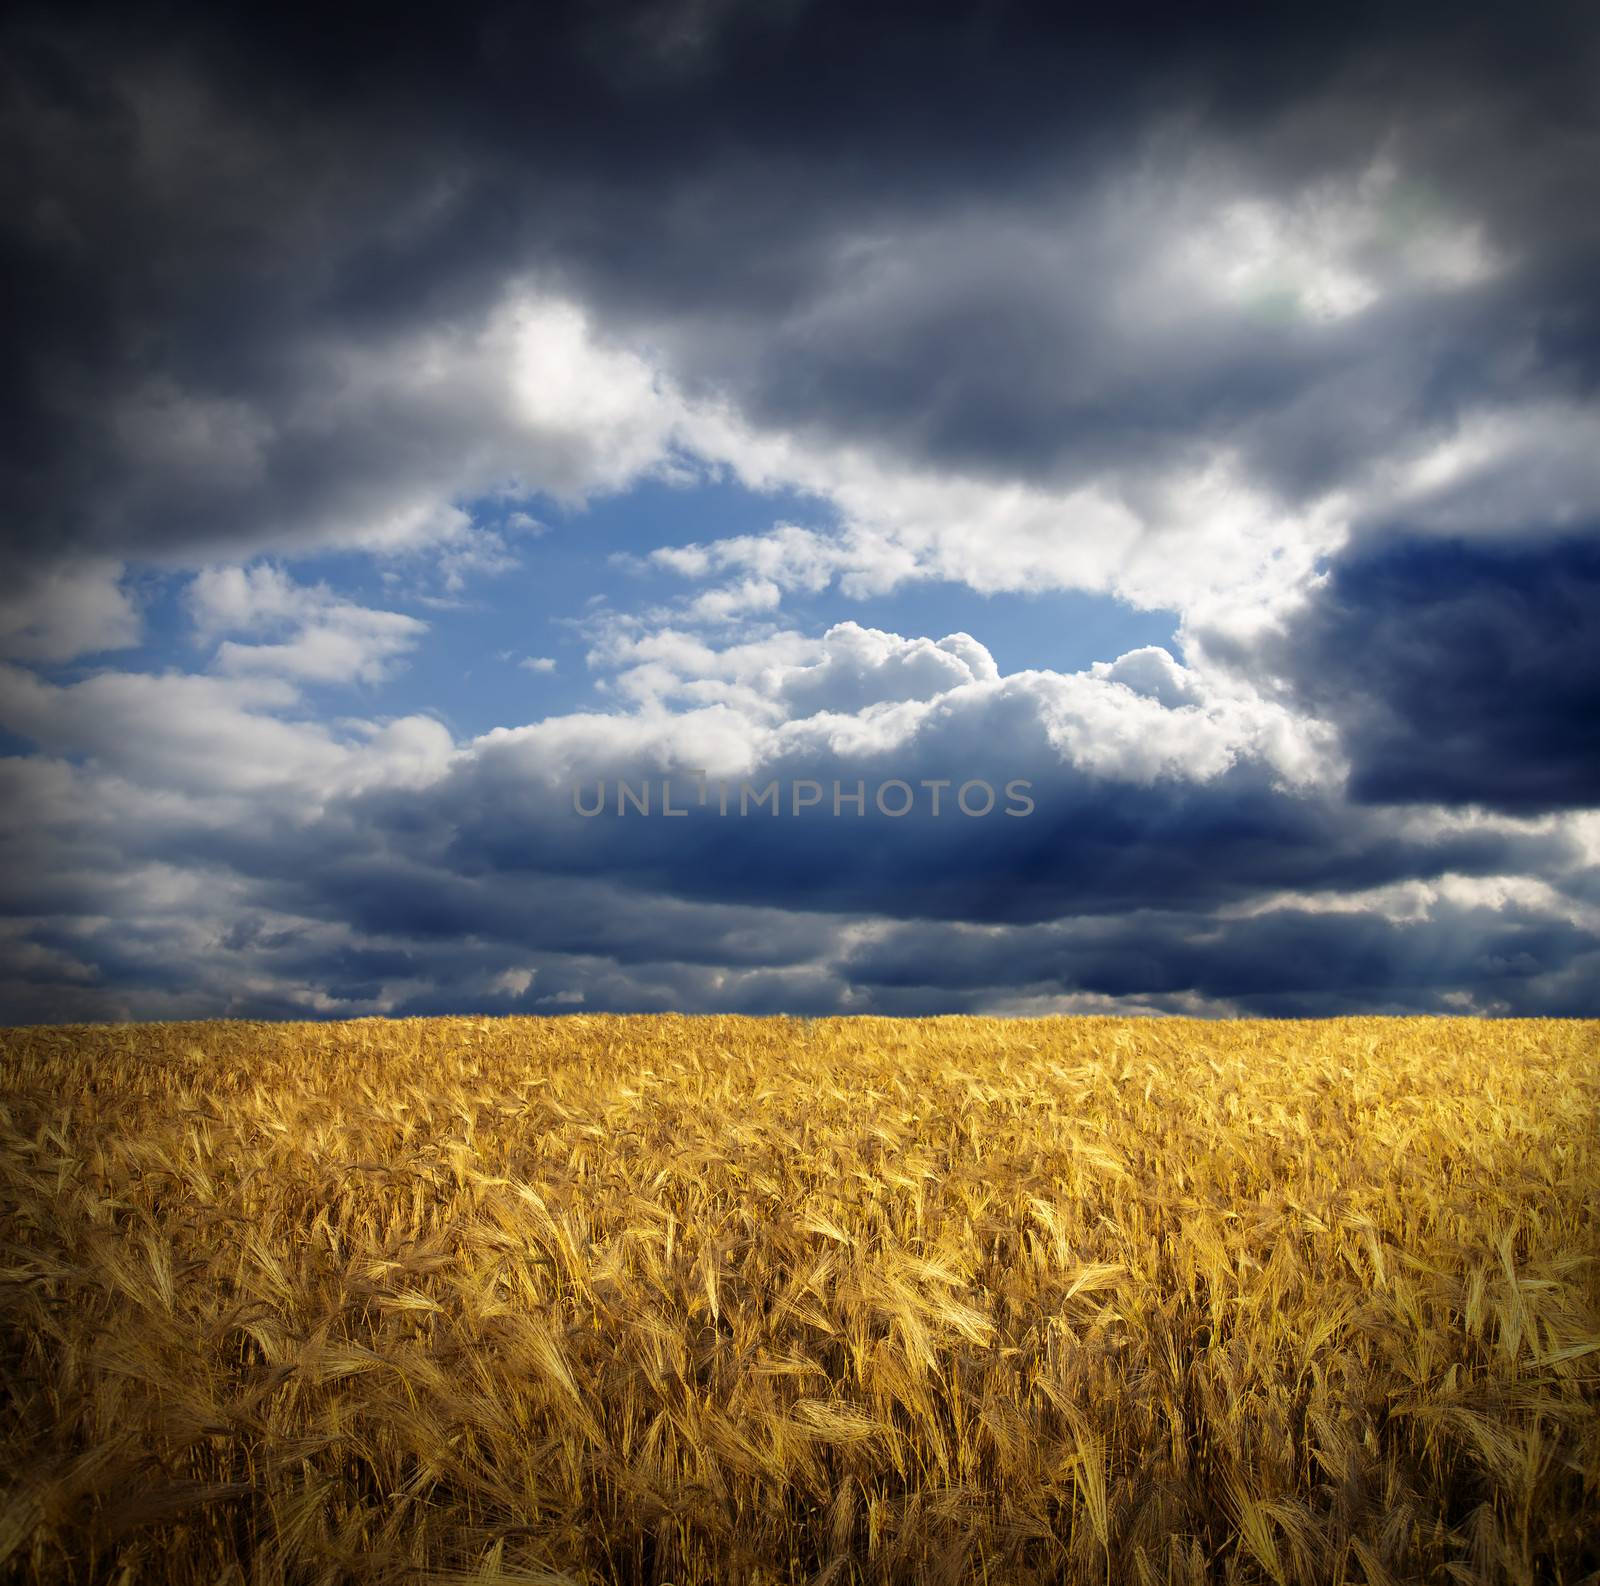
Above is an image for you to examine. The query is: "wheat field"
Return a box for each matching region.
[0,1016,1596,1585]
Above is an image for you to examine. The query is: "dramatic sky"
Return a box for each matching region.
[3,0,1598,1020]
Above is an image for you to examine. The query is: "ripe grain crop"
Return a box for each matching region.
[1,1015,1596,1585]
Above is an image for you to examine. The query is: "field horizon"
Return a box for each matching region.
[3,1014,1597,1584]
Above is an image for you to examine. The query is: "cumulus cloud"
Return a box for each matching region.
[6,604,1575,1002]
[2,636,1589,1019]
[0,660,455,801]
[187,564,428,685]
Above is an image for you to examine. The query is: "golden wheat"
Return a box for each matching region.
[0,1016,1596,1584]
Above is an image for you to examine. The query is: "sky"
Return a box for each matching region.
[1,0,1597,1021]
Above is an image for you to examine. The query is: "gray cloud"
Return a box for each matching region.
[4,0,1598,571]
[2,625,1593,1021]
[3,0,1598,1021]
[836,898,1600,1018]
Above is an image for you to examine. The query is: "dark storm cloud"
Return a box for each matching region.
[1254,534,1600,815]
[838,901,1600,1018]
[4,0,1599,570]
[400,747,1573,928]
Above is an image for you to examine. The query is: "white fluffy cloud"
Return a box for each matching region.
[651,416,1354,649]
[187,564,428,685]
[0,662,454,800]
[467,618,1332,795]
